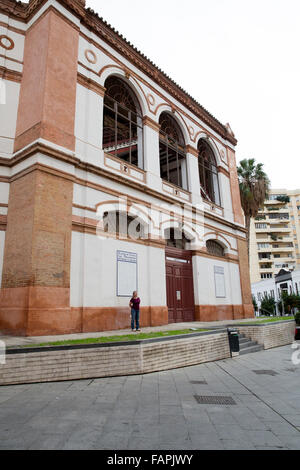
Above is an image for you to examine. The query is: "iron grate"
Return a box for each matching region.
[190,380,207,385]
[194,395,237,405]
[253,370,278,376]
[285,368,297,373]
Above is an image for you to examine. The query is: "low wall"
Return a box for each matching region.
[0,330,230,386]
[237,320,295,350]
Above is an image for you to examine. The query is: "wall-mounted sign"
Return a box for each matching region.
[117,251,138,297]
[214,266,226,298]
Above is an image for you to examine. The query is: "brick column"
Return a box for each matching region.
[0,9,79,336]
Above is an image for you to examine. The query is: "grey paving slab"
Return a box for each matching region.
[1,344,300,449]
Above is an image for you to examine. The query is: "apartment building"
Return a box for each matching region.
[250,189,300,284]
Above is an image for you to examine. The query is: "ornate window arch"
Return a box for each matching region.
[103,76,144,168]
[198,139,221,206]
[206,239,225,257]
[159,112,187,189]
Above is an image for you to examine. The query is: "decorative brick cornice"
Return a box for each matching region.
[186,145,198,158]
[0,0,237,146]
[0,65,22,82]
[0,141,247,234]
[217,165,230,178]
[142,116,160,132]
[77,72,106,96]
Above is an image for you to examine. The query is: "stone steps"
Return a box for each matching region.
[238,333,264,356]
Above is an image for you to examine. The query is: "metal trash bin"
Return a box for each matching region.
[228,328,240,356]
[295,326,300,341]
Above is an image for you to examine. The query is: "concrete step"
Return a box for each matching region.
[239,340,259,349]
[239,344,264,355]
[239,337,250,344]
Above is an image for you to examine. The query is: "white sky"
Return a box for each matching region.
[87,0,300,190]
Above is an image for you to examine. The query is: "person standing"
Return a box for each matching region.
[129,291,141,332]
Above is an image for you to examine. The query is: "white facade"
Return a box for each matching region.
[0,0,253,335]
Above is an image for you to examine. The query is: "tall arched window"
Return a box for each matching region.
[198,139,221,206]
[159,112,187,189]
[103,76,143,168]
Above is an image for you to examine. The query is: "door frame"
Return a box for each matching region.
[165,246,195,323]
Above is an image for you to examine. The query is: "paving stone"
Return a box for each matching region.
[1,345,299,450]
[246,430,286,447]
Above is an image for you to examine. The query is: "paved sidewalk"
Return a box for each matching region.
[0,317,268,347]
[0,345,300,450]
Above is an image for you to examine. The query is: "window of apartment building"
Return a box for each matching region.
[269,213,289,219]
[261,263,272,269]
[259,253,271,259]
[103,76,144,168]
[257,243,270,249]
[274,254,281,258]
[159,112,187,189]
[268,194,285,200]
[198,139,221,206]
[261,273,272,279]
[255,223,268,229]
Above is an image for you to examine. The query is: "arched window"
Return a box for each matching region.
[159,112,187,189]
[103,211,147,239]
[103,76,143,168]
[165,227,189,249]
[198,139,221,206]
[206,240,225,257]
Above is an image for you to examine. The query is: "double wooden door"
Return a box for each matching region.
[165,247,195,323]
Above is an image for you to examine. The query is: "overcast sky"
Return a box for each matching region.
[86,0,300,190]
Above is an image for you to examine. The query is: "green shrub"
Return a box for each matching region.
[260,294,276,316]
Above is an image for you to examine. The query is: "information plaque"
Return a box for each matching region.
[214,266,226,298]
[117,251,138,297]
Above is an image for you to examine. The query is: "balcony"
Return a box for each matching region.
[264,199,285,206]
[269,219,289,224]
[271,246,294,253]
[267,227,291,233]
[259,256,272,262]
[273,255,296,262]
[258,268,274,273]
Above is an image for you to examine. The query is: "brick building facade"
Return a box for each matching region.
[0,0,254,336]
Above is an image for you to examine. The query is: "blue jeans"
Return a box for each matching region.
[131,309,140,330]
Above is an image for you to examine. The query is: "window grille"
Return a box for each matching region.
[159,113,187,189]
[198,140,221,206]
[103,76,143,168]
[206,240,225,257]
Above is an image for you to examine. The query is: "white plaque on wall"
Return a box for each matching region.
[214,266,226,298]
[117,251,138,297]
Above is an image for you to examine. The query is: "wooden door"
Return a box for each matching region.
[165,247,195,323]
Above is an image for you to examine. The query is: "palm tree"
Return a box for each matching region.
[237,158,270,258]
